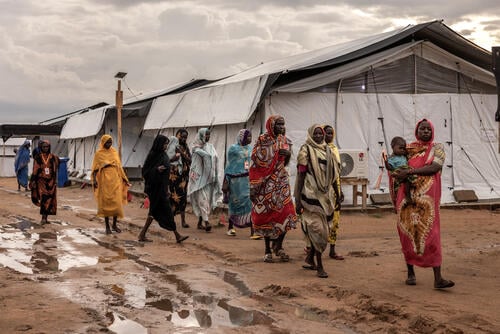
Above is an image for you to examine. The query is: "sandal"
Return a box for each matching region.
[317,270,329,278]
[275,249,290,262]
[263,253,274,263]
[302,264,317,270]
[138,237,153,242]
[112,225,122,233]
[176,235,189,244]
[434,279,455,289]
[204,222,212,232]
[405,277,416,286]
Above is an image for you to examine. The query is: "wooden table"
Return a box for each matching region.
[341,177,369,210]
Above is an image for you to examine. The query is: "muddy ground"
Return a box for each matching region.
[0,177,499,334]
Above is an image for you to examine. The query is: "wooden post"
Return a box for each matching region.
[116,80,123,159]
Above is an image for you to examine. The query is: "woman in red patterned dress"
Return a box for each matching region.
[391,119,454,289]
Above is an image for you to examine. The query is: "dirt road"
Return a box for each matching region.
[0,177,499,333]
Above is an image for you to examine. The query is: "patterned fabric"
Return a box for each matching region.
[30,140,59,216]
[169,130,191,215]
[142,135,176,231]
[187,128,222,221]
[393,119,445,267]
[224,129,253,228]
[296,125,336,252]
[323,125,342,245]
[91,134,129,218]
[249,115,296,238]
[14,141,31,188]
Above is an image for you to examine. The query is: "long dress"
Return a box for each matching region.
[14,141,31,189]
[325,128,342,245]
[142,135,176,231]
[187,128,222,221]
[91,135,129,218]
[249,115,297,238]
[392,125,445,267]
[167,136,191,215]
[224,134,252,228]
[30,149,59,216]
[297,125,337,253]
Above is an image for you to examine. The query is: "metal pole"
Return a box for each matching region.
[116,80,123,159]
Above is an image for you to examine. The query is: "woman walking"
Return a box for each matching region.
[91,135,130,234]
[30,140,59,225]
[250,115,297,262]
[138,135,188,243]
[295,125,337,278]
[167,129,191,228]
[187,128,222,232]
[14,140,31,191]
[222,129,259,238]
[389,119,454,289]
[323,125,344,260]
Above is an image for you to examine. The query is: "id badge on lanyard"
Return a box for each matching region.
[44,167,50,175]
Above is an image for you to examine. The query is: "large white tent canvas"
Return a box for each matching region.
[141,21,499,204]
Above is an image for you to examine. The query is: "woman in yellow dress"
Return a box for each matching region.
[91,135,130,234]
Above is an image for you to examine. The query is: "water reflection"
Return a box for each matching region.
[107,312,147,334]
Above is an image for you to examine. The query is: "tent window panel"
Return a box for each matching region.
[305,56,415,93]
[365,56,414,93]
[416,57,458,93]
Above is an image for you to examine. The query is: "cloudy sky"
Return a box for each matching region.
[1,0,499,123]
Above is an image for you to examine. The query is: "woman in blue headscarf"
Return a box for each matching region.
[14,140,31,191]
[187,128,222,232]
[222,129,259,238]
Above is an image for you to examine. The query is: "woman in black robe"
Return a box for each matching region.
[138,135,188,243]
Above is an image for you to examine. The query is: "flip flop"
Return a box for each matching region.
[302,264,317,270]
[434,279,455,289]
[330,254,345,260]
[138,238,153,242]
[176,235,189,243]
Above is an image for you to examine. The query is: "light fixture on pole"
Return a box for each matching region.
[114,72,127,159]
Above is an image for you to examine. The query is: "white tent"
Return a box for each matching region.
[142,20,500,204]
[59,80,204,178]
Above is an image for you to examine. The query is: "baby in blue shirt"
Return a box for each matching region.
[387,136,414,204]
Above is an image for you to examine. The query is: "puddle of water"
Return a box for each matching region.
[222,271,252,296]
[147,298,173,312]
[0,252,33,274]
[107,312,148,334]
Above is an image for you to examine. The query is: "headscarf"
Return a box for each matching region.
[193,128,209,148]
[407,118,435,165]
[142,135,169,178]
[167,135,183,174]
[91,134,126,183]
[297,124,334,193]
[323,124,341,165]
[237,129,251,146]
[225,129,252,176]
[39,140,51,153]
[265,115,283,139]
[14,140,31,172]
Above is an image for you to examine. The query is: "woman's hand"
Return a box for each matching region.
[157,165,167,172]
[278,149,291,157]
[393,168,410,180]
